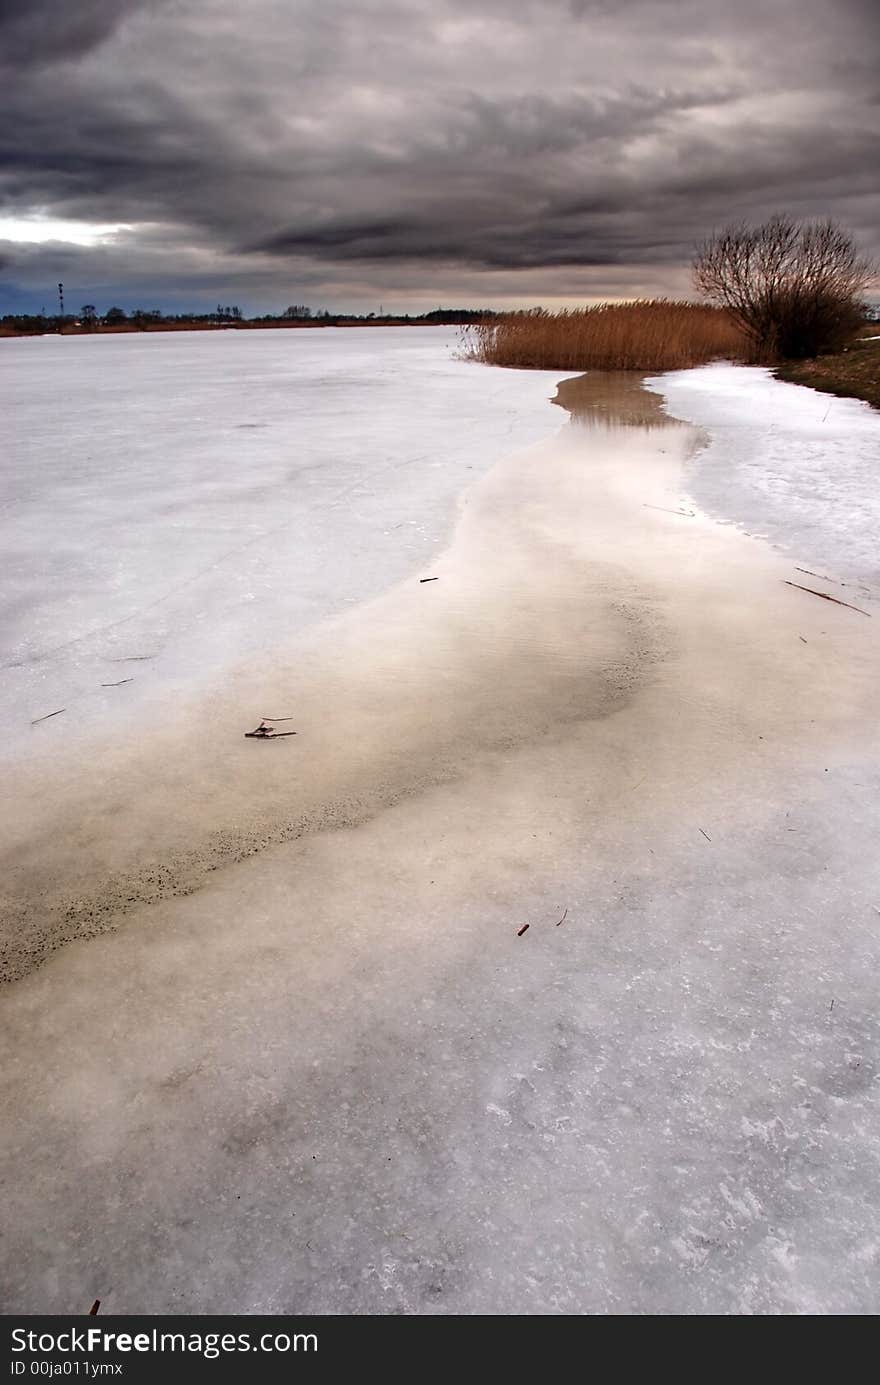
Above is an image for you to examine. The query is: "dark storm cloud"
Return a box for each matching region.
[1,0,877,311]
[0,0,155,70]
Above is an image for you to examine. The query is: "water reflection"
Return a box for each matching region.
[553,371,675,431]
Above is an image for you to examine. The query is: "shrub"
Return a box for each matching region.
[693,214,875,360]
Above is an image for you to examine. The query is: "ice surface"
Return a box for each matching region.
[2,356,880,1315]
[0,327,563,759]
[646,363,880,585]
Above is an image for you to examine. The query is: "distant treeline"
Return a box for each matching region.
[0,304,498,337]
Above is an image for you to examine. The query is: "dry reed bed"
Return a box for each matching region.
[464,300,752,372]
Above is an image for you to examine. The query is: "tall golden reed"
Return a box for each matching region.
[463,300,753,372]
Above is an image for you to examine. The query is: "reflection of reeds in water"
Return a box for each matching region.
[463,300,753,372]
[552,371,677,430]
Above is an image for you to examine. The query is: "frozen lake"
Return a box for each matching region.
[1,327,562,758]
[2,337,880,1315]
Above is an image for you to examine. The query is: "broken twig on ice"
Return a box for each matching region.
[795,566,843,585]
[555,908,568,927]
[245,719,297,740]
[517,923,530,937]
[642,504,695,517]
[784,580,871,616]
[31,708,65,724]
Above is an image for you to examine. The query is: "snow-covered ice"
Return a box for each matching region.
[1,327,562,758]
[647,362,880,586]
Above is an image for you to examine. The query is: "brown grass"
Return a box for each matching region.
[462,299,753,372]
[774,335,880,411]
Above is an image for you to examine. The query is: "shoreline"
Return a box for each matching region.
[774,336,880,412]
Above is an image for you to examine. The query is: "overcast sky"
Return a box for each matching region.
[1,0,877,315]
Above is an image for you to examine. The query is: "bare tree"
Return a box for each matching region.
[693,214,875,359]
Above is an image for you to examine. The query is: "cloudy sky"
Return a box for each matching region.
[1,0,877,315]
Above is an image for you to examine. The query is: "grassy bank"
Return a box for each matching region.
[463,300,751,372]
[774,336,880,410]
